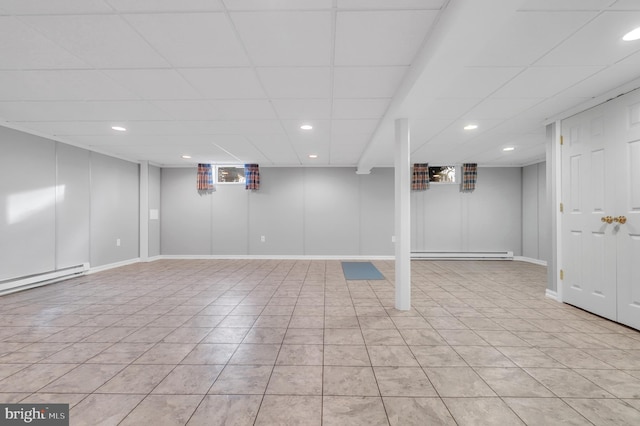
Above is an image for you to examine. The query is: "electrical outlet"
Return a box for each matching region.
[260,235,266,243]
[391,236,396,243]
[116,238,121,247]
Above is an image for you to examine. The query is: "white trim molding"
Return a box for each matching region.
[545,289,559,302]
[88,258,141,274]
[159,255,395,261]
[514,256,547,266]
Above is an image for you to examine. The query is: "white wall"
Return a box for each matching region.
[0,126,140,281]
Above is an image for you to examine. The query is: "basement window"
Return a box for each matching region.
[429,166,456,183]
[217,166,245,184]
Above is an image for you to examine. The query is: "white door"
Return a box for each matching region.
[562,89,640,330]
[561,107,617,322]
[615,98,640,330]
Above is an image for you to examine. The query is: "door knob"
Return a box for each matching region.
[614,216,627,224]
[601,216,614,224]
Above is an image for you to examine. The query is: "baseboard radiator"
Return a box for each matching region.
[0,263,89,296]
[411,251,514,260]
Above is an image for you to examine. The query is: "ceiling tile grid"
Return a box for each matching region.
[0,1,639,167]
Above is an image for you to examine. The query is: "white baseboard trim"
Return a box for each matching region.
[545,289,559,301]
[141,255,163,263]
[159,255,395,261]
[514,256,548,266]
[412,251,513,260]
[88,258,141,274]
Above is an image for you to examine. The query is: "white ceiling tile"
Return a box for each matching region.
[490,118,546,135]
[332,99,390,119]
[24,120,280,136]
[0,17,90,69]
[21,15,170,68]
[470,11,597,67]
[179,68,266,99]
[223,0,332,10]
[517,0,615,10]
[208,100,277,120]
[209,120,285,135]
[70,134,217,147]
[491,66,604,98]
[337,0,445,10]
[245,134,300,164]
[271,99,331,119]
[434,67,523,98]
[104,69,201,100]
[155,99,276,120]
[463,98,542,120]
[0,101,171,121]
[408,119,455,148]
[148,100,217,120]
[536,11,640,66]
[211,137,271,164]
[330,133,369,146]
[559,63,640,99]
[329,145,364,165]
[0,70,138,100]
[106,0,224,12]
[0,0,113,14]
[335,10,437,66]
[403,98,481,120]
[125,13,249,67]
[610,0,640,9]
[231,11,332,66]
[281,119,330,141]
[516,96,592,122]
[257,67,331,99]
[331,119,378,136]
[333,66,407,98]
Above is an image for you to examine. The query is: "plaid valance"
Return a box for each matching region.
[244,164,260,190]
[461,163,478,192]
[412,163,429,191]
[196,163,216,195]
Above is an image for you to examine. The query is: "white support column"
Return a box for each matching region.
[140,161,149,262]
[395,118,411,310]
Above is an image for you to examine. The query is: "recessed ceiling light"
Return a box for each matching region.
[308,154,318,159]
[300,124,313,130]
[503,146,515,152]
[111,126,127,132]
[463,124,478,130]
[623,26,640,41]
[181,155,192,159]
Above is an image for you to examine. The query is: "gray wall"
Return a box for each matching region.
[161,166,524,257]
[411,167,523,255]
[148,165,161,258]
[161,167,395,256]
[90,153,139,267]
[523,162,549,262]
[0,126,140,281]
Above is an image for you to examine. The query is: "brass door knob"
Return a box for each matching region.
[614,216,627,224]
[601,216,614,224]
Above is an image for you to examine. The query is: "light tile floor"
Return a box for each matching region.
[1,259,640,425]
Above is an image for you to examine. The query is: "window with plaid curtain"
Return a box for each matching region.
[461,163,478,192]
[196,163,216,195]
[244,164,260,190]
[412,163,429,190]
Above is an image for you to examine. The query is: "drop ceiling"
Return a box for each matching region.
[1,0,639,170]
